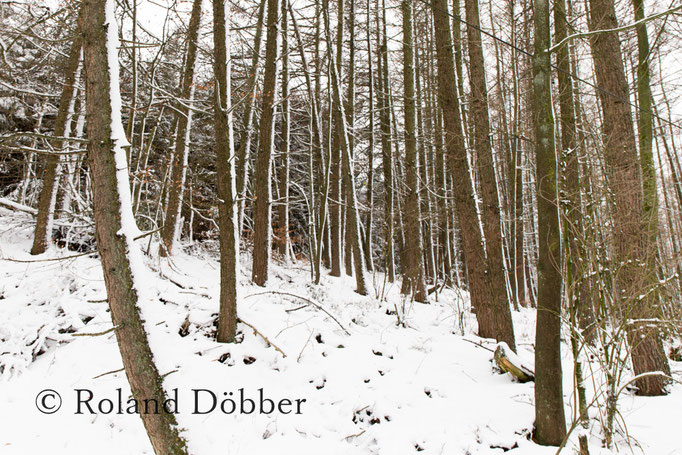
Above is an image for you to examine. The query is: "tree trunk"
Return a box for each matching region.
[377,0,395,282]
[464,0,516,348]
[588,0,670,396]
[31,37,82,255]
[532,0,567,445]
[555,0,589,451]
[213,0,239,343]
[343,0,357,277]
[251,0,280,286]
[80,0,188,451]
[159,0,202,256]
[277,0,291,261]
[364,0,375,273]
[322,0,368,295]
[399,0,427,302]
[236,0,267,234]
[430,0,515,350]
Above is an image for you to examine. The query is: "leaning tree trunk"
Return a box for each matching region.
[159,0,203,256]
[588,0,670,396]
[532,0,567,445]
[251,0,280,286]
[80,0,188,451]
[399,0,427,302]
[31,37,82,255]
[213,0,239,343]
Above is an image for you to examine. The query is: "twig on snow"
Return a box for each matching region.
[238,317,287,358]
[244,290,351,335]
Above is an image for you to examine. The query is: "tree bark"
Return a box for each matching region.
[464,0,516,349]
[251,0,280,286]
[80,0,188,451]
[236,0,266,234]
[588,0,670,396]
[377,0,395,282]
[213,0,239,343]
[322,0,368,295]
[277,0,291,261]
[555,0,589,450]
[364,0,375,273]
[532,0,567,445]
[159,0,203,256]
[399,0,427,302]
[430,0,515,350]
[31,37,82,255]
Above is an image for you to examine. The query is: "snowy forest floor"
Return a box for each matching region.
[0,207,681,455]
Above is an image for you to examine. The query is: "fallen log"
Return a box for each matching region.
[494,342,535,383]
[0,198,37,216]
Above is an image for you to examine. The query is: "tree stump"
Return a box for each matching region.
[494,342,535,383]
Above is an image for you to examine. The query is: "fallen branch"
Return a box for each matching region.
[0,198,37,215]
[1,250,96,263]
[462,338,495,353]
[92,367,124,379]
[72,325,120,337]
[244,290,351,335]
[238,318,287,358]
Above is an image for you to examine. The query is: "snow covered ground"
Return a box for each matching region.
[1,206,681,454]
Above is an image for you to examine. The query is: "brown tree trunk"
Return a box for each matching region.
[399,0,427,302]
[364,0,375,273]
[80,0,188,451]
[588,0,670,396]
[251,0,280,286]
[213,0,239,342]
[555,0,589,450]
[464,0,516,348]
[322,0,368,295]
[277,0,291,261]
[31,37,82,255]
[533,0,567,445]
[343,0,357,277]
[159,0,203,256]
[430,0,515,349]
[236,0,266,233]
[377,0,395,282]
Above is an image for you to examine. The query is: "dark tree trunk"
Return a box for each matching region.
[251,0,280,286]
[31,37,82,255]
[277,0,291,261]
[399,0,427,302]
[213,0,239,342]
[430,0,515,350]
[532,0,567,445]
[464,0,516,349]
[377,0,395,282]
